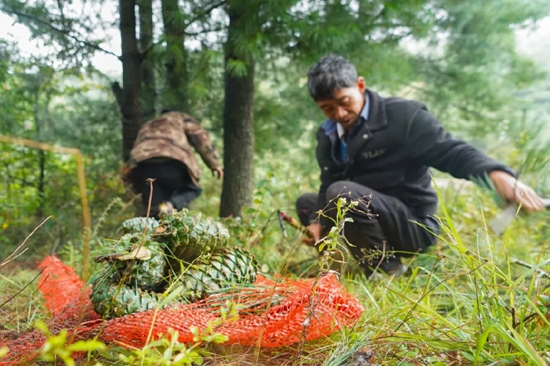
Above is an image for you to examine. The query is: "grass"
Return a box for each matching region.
[1,171,549,365]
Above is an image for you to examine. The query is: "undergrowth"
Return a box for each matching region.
[1,164,549,365]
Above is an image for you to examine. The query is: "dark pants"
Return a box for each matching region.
[130,159,202,217]
[296,181,439,270]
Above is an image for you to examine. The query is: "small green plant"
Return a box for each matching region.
[315,197,359,272]
[117,329,208,366]
[35,319,106,366]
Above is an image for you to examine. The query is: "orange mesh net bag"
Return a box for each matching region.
[0,256,364,364]
[37,256,99,321]
[0,256,99,365]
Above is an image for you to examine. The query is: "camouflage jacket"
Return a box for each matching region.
[127,111,221,186]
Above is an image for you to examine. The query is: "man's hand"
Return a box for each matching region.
[489,170,545,211]
[120,167,131,182]
[301,222,322,246]
[211,167,224,179]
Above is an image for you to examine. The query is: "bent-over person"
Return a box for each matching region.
[124,110,223,218]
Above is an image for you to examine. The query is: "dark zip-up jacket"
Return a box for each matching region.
[311,89,515,222]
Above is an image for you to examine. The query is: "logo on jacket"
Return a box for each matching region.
[361,149,386,160]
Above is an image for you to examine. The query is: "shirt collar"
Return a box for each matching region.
[358,92,370,121]
[336,123,346,140]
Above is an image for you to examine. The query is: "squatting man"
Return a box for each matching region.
[295,54,546,276]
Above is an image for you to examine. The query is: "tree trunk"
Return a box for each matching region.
[34,94,45,217]
[119,0,142,161]
[161,0,188,111]
[219,5,255,218]
[37,150,45,217]
[139,0,156,121]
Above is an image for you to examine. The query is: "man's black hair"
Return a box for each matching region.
[307,54,358,101]
[161,108,175,114]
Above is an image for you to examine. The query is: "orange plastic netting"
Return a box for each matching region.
[0,256,364,364]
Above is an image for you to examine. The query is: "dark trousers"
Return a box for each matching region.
[296,181,439,268]
[130,159,202,217]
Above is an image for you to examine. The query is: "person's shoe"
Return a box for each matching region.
[158,201,174,216]
[365,256,407,278]
[378,257,407,277]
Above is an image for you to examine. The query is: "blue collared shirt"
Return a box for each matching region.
[322,92,370,163]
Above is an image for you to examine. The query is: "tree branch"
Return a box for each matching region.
[182,0,226,31]
[185,25,226,37]
[4,6,121,59]
[141,0,227,57]
[111,81,123,109]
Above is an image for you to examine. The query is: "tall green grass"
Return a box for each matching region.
[1,162,549,365]
[326,189,550,365]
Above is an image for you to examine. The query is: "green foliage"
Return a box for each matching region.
[225,58,248,78]
[35,319,105,365]
[0,45,124,259]
[117,329,208,366]
[411,0,550,138]
[183,50,226,135]
[0,0,113,68]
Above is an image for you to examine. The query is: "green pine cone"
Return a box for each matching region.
[121,217,160,233]
[98,233,167,290]
[90,275,163,319]
[155,209,230,261]
[178,247,259,303]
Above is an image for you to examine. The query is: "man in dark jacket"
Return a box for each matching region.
[123,109,223,218]
[296,54,546,276]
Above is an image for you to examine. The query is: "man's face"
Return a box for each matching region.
[315,77,366,131]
